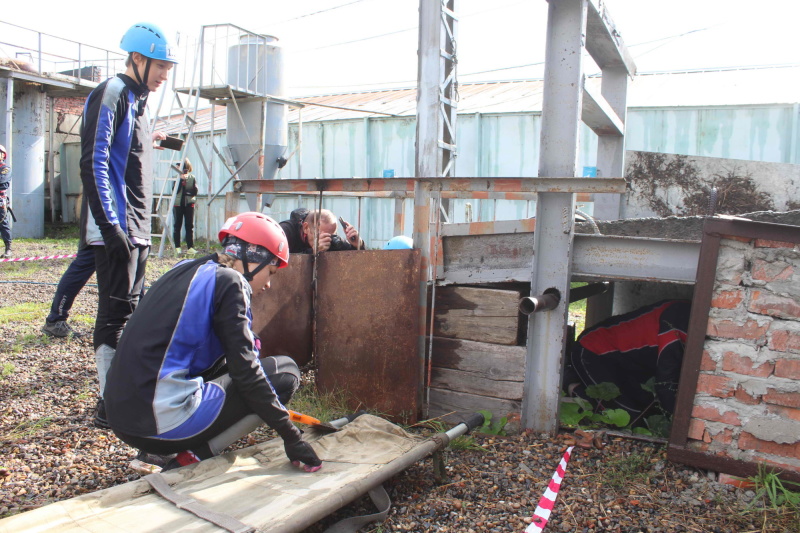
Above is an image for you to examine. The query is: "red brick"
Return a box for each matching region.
[700,350,717,371]
[696,373,736,398]
[687,418,706,441]
[738,432,800,459]
[764,389,800,409]
[692,405,743,426]
[751,259,794,282]
[711,289,745,310]
[688,440,710,453]
[721,351,774,378]
[769,329,800,353]
[748,291,800,320]
[766,404,800,422]
[710,428,735,445]
[724,235,753,244]
[734,386,761,405]
[706,317,770,341]
[754,239,797,249]
[775,358,800,379]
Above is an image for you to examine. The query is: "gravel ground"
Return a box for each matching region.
[1,237,798,532]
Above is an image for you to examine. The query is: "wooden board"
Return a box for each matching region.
[427,388,520,425]
[432,286,522,345]
[431,367,522,400]
[430,336,525,378]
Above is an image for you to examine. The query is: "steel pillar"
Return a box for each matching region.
[522,0,587,434]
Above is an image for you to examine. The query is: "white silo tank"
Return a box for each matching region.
[226,34,286,180]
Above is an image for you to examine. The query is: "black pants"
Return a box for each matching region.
[173,204,195,248]
[0,207,10,248]
[47,246,96,323]
[114,356,301,459]
[93,244,149,350]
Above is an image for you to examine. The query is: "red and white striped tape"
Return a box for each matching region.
[0,254,77,263]
[524,445,574,533]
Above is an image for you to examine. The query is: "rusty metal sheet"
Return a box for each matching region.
[250,255,313,367]
[316,249,421,423]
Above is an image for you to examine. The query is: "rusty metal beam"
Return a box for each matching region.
[236,176,626,195]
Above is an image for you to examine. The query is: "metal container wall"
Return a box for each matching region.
[226,34,287,180]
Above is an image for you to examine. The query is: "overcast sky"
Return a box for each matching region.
[1,0,797,96]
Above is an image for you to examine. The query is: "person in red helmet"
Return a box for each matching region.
[104,212,322,473]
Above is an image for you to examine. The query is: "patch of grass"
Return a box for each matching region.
[599,449,656,490]
[0,302,49,325]
[289,383,354,426]
[415,418,485,451]
[0,361,15,380]
[2,416,54,441]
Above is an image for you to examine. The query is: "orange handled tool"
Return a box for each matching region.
[287,410,339,433]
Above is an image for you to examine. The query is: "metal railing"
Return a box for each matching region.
[0,20,126,82]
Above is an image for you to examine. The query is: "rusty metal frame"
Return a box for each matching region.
[669,217,800,483]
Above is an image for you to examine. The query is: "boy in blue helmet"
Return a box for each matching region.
[80,22,177,428]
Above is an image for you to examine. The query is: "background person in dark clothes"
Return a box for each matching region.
[172,158,199,255]
[564,299,691,420]
[279,207,365,253]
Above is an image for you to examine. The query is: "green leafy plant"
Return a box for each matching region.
[475,409,507,436]
[560,396,630,428]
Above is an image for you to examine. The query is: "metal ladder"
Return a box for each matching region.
[149,45,203,258]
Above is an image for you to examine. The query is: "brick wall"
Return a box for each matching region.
[688,235,800,474]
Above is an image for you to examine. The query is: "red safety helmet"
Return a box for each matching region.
[218,212,289,269]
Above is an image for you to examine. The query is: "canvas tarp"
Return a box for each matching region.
[0,415,421,532]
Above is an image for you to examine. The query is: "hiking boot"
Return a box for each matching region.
[186,247,197,255]
[42,320,80,338]
[1,247,10,258]
[130,451,174,475]
[94,398,111,429]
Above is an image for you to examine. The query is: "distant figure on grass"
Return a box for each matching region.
[280,207,365,254]
[173,158,198,255]
[0,144,12,258]
[105,212,322,473]
[79,22,177,428]
[564,299,691,420]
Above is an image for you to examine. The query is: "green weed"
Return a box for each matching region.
[416,418,485,452]
[2,416,54,441]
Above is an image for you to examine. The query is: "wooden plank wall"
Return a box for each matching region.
[427,286,525,425]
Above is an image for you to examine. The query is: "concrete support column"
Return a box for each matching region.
[0,80,46,238]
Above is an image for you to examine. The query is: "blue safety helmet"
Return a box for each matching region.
[384,235,414,250]
[120,23,177,63]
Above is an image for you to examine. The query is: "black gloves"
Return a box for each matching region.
[284,439,322,472]
[102,225,135,262]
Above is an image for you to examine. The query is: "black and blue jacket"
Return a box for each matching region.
[79,73,153,247]
[104,254,294,439]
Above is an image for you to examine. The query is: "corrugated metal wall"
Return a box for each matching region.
[177,103,800,241]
